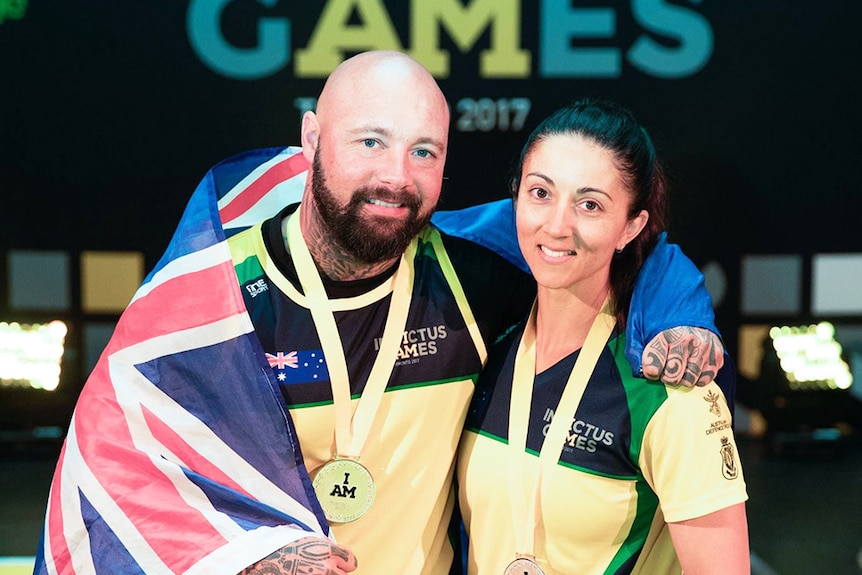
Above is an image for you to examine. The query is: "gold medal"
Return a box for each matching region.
[504,557,545,575]
[312,458,375,523]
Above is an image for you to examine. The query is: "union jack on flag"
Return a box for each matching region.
[34,147,332,575]
[266,351,298,370]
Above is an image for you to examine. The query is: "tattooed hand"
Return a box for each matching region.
[240,535,358,575]
[641,327,724,387]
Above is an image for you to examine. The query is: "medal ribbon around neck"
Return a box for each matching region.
[507,295,615,565]
[285,210,415,460]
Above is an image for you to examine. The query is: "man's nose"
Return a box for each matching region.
[376,150,412,189]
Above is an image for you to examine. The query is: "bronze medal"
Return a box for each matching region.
[312,458,375,523]
[504,557,545,575]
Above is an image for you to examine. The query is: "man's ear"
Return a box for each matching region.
[301,111,319,162]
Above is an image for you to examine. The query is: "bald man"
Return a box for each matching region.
[35,51,723,575]
[239,51,491,574]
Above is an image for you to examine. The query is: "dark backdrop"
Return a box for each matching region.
[2,0,861,379]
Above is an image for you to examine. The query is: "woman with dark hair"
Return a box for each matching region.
[456,99,749,575]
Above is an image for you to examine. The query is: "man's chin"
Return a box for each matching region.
[357,229,411,252]
[344,223,423,263]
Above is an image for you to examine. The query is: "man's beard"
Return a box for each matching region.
[310,154,434,264]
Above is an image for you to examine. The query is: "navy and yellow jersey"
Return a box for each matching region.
[457,322,748,575]
[228,204,535,575]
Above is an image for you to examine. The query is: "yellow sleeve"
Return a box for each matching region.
[639,381,749,523]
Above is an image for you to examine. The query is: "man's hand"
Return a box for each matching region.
[241,535,358,575]
[642,327,724,387]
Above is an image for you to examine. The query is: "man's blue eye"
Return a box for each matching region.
[363,139,376,147]
[416,149,429,158]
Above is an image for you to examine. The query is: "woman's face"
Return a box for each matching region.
[515,133,648,293]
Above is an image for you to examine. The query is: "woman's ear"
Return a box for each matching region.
[620,210,649,249]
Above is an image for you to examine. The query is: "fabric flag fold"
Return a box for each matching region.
[35,146,328,575]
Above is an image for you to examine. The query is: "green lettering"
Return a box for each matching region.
[409,0,529,78]
[296,0,402,77]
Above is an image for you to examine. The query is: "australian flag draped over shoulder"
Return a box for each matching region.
[35,147,330,575]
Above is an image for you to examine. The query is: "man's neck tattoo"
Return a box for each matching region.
[298,209,399,282]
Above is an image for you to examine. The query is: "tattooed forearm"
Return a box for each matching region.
[240,537,355,575]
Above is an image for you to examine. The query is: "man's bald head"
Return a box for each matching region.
[315,51,449,132]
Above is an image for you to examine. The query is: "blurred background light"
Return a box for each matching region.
[0,320,67,391]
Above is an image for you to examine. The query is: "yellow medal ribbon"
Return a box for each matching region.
[285,210,415,521]
[507,296,615,568]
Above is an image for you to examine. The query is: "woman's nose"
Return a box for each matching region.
[545,201,575,236]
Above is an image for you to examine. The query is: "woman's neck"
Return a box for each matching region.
[534,283,609,373]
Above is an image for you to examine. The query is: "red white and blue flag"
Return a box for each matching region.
[266,351,298,370]
[266,350,330,385]
[34,147,331,575]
